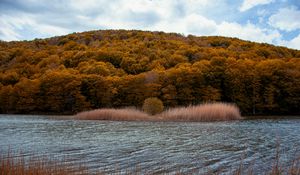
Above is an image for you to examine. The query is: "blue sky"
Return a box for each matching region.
[0,0,300,50]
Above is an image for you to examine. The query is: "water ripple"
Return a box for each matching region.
[0,115,299,174]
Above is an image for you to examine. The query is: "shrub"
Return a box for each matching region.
[142,97,164,115]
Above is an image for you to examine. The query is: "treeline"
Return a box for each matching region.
[0,30,299,115]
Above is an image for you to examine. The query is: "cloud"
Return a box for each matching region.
[0,20,21,41]
[240,0,274,11]
[286,35,300,50]
[216,22,281,43]
[151,14,217,36]
[268,6,300,31]
[0,0,299,50]
[151,14,281,45]
[0,13,70,41]
[279,34,300,50]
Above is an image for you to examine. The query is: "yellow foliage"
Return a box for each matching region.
[142,97,164,115]
[0,30,299,115]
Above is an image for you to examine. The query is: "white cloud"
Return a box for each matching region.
[149,14,281,45]
[151,14,217,35]
[69,0,100,11]
[0,3,283,48]
[268,6,300,31]
[0,25,20,41]
[217,22,281,43]
[185,14,218,35]
[278,34,300,50]
[0,0,299,50]
[0,13,70,41]
[86,2,281,46]
[240,0,274,12]
[286,35,300,50]
[0,15,22,41]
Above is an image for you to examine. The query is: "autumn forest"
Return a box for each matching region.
[0,30,299,115]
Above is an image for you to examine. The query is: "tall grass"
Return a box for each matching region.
[1,151,299,175]
[74,103,242,122]
[74,107,154,121]
[0,152,88,175]
[159,103,242,122]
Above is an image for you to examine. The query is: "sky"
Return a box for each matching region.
[0,0,300,50]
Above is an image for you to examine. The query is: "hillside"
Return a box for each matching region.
[0,30,299,115]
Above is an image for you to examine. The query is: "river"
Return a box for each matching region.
[0,115,299,174]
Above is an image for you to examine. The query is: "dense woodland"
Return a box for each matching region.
[0,30,299,115]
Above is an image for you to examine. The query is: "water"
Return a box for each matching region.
[0,115,299,174]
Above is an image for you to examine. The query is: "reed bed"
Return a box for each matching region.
[1,151,299,175]
[0,153,88,175]
[74,103,242,122]
[74,108,154,121]
[159,103,242,122]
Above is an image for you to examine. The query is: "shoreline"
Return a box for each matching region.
[1,113,300,121]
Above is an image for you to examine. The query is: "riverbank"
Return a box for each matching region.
[243,115,300,120]
[74,103,242,122]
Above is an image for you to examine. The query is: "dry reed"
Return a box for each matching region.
[159,103,242,122]
[74,103,242,122]
[0,152,88,175]
[74,107,154,121]
[1,151,299,175]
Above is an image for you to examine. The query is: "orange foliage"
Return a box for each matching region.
[0,30,299,115]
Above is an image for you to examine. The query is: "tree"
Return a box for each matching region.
[14,78,41,113]
[80,75,115,108]
[142,97,164,115]
[1,30,300,115]
[0,85,17,113]
[39,69,90,113]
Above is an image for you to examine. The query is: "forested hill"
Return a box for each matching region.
[0,30,299,115]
